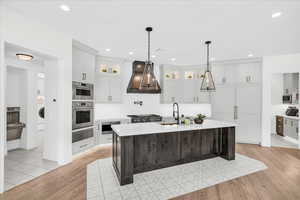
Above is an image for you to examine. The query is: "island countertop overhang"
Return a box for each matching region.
[111,119,237,137]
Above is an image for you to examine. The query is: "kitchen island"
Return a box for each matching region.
[111,120,236,185]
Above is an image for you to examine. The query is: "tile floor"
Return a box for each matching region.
[271,134,298,149]
[4,146,58,191]
[87,154,267,200]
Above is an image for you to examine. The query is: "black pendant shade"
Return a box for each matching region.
[200,41,216,91]
[127,27,161,94]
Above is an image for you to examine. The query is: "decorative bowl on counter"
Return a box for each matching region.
[194,114,206,124]
[194,118,204,124]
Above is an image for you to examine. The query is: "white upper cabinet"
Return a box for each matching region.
[72,46,96,84]
[94,56,123,103]
[236,62,261,84]
[283,73,298,95]
[211,64,236,85]
[160,65,182,103]
[160,65,210,104]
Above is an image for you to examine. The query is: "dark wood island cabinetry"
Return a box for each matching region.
[112,121,235,185]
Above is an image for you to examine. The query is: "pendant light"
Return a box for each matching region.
[200,41,216,91]
[139,27,160,91]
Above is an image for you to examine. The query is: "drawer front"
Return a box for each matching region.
[72,137,95,155]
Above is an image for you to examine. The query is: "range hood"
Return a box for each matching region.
[127,60,161,94]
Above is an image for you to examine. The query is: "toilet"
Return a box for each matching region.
[7,107,26,141]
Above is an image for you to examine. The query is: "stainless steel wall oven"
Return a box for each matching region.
[72,101,94,130]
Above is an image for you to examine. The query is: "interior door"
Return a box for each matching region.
[236,84,261,144]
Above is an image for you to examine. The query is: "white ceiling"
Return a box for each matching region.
[3,0,300,65]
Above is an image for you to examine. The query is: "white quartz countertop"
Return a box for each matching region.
[277,115,299,120]
[111,119,237,137]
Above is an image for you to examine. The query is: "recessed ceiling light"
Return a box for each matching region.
[16,53,34,61]
[171,58,176,61]
[272,12,282,18]
[60,4,71,12]
[129,51,133,55]
[105,48,111,52]
[248,53,253,57]
[151,55,156,58]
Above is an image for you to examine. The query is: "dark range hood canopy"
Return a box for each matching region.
[127,60,161,94]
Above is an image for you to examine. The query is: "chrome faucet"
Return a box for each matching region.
[173,102,180,124]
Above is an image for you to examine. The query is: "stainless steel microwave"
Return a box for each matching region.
[283,95,292,104]
[72,81,94,100]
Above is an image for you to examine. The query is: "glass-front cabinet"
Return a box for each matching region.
[160,65,210,104]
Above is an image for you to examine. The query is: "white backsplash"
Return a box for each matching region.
[95,94,211,120]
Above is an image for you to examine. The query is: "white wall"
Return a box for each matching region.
[95,60,211,120]
[6,67,27,110]
[0,3,6,192]
[262,54,300,147]
[0,4,73,193]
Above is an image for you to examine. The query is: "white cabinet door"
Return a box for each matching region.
[72,47,95,83]
[283,73,294,94]
[182,79,196,103]
[236,84,261,144]
[211,85,236,122]
[162,80,181,103]
[82,53,95,84]
[285,119,299,140]
[236,62,261,84]
[95,77,110,103]
[211,64,236,85]
[211,65,225,85]
[109,78,122,103]
[72,47,84,82]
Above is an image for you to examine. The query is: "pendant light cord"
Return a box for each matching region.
[206,42,209,71]
[148,30,150,62]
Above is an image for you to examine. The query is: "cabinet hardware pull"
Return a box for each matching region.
[234,106,238,120]
[80,144,88,148]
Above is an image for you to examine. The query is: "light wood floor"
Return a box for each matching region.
[1,144,300,200]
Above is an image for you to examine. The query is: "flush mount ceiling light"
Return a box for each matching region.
[272,12,282,18]
[129,51,133,55]
[105,48,111,52]
[16,53,34,61]
[60,4,71,12]
[248,53,254,57]
[151,55,156,58]
[171,58,176,61]
[200,41,216,92]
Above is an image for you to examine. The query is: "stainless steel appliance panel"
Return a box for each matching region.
[283,95,292,104]
[72,127,94,143]
[72,101,94,130]
[72,81,94,100]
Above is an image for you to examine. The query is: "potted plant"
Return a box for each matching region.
[194,114,206,124]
